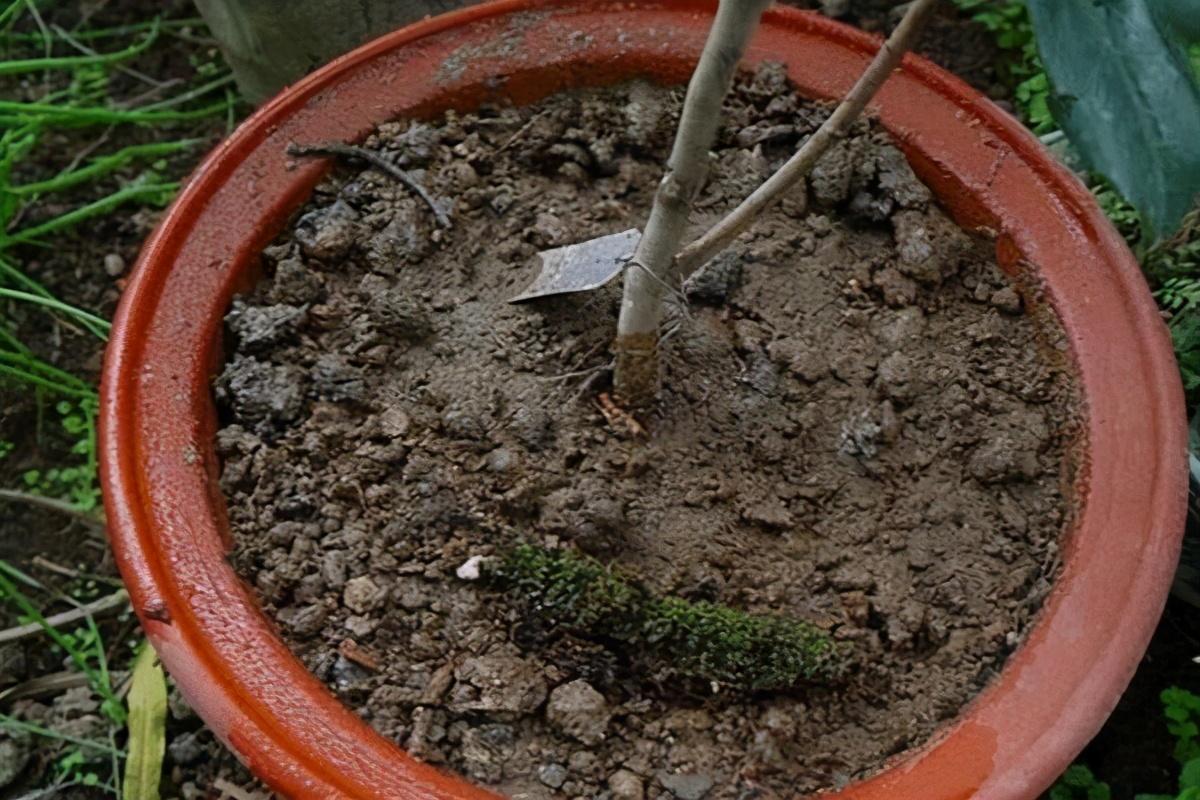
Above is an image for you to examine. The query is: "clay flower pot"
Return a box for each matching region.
[100,1,1189,797]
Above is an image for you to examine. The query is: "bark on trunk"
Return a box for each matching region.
[611,0,771,409]
[193,0,472,103]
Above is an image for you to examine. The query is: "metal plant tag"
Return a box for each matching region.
[508,228,641,303]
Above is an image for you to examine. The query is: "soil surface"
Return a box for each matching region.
[218,66,1081,799]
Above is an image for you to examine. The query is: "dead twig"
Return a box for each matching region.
[0,489,106,537]
[0,671,93,704]
[113,77,186,109]
[287,141,451,229]
[572,366,612,404]
[674,0,940,274]
[30,556,80,580]
[337,638,381,672]
[628,259,693,323]
[536,362,611,384]
[0,589,129,645]
[497,111,545,153]
[10,781,87,800]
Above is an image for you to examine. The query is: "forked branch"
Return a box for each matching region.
[612,0,773,409]
[611,0,939,408]
[675,0,940,276]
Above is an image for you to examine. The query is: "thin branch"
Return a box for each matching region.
[0,670,92,704]
[287,142,451,229]
[9,780,86,800]
[674,0,939,276]
[0,589,129,645]
[0,489,106,533]
[0,713,124,756]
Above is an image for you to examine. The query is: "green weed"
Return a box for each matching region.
[0,559,128,795]
[1049,688,1200,800]
[0,17,160,76]
[488,544,846,690]
[1049,764,1110,800]
[958,1,1200,407]
[952,0,1054,131]
[1096,184,1200,399]
[19,397,100,510]
[0,2,236,513]
[0,10,233,788]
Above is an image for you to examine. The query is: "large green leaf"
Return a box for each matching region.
[1026,0,1200,241]
[123,644,167,800]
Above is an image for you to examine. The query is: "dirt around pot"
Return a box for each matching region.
[216,65,1082,798]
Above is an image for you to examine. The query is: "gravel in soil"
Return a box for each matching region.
[218,64,1082,799]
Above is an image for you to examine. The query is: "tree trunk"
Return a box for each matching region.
[611,0,771,409]
[193,0,473,104]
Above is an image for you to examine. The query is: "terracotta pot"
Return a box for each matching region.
[99,1,1189,797]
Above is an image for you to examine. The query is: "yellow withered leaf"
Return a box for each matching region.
[123,643,167,800]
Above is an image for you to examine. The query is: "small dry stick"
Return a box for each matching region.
[0,671,93,704]
[338,638,381,672]
[0,589,129,645]
[0,489,106,536]
[675,0,939,275]
[287,142,451,229]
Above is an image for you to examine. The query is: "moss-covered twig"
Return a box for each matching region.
[487,544,847,691]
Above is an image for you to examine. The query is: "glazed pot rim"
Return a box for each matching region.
[99,1,1189,798]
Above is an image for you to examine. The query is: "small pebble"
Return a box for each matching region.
[658,771,714,800]
[456,555,485,581]
[546,680,611,745]
[538,763,568,789]
[103,253,126,277]
[342,575,384,614]
[608,769,645,800]
[990,286,1022,314]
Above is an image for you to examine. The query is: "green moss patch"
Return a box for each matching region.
[487,544,848,692]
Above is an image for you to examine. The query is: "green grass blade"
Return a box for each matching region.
[0,256,111,341]
[0,564,97,679]
[0,322,33,354]
[0,17,204,43]
[0,254,52,296]
[8,139,200,196]
[137,73,235,111]
[0,99,231,127]
[0,0,28,28]
[0,562,124,728]
[0,363,93,397]
[0,713,124,756]
[0,17,159,75]
[122,645,167,800]
[0,288,110,339]
[0,354,96,398]
[0,558,43,590]
[3,181,178,252]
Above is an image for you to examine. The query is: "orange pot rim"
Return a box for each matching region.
[99,2,1189,798]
